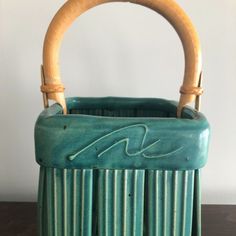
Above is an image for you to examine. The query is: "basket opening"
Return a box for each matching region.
[66,98,195,119]
[69,107,179,118]
[68,100,196,119]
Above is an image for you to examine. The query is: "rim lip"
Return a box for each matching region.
[35,97,210,170]
[37,96,208,122]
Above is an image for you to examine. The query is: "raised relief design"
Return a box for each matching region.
[68,124,183,161]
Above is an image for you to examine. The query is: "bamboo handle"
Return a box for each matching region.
[42,0,202,116]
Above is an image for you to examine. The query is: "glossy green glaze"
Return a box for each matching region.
[35,97,209,170]
[35,97,210,236]
[38,168,200,236]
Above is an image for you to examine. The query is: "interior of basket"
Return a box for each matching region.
[66,97,196,119]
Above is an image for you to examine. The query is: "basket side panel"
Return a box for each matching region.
[146,170,195,236]
[37,167,93,236]
[37,168,199,236]
[192,170,201,236]
[97,170,145,236]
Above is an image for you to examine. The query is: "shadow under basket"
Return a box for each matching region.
[35,97,210,236]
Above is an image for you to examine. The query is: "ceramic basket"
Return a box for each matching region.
[35,0,210,236]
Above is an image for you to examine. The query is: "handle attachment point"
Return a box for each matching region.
[195,72,203,112]
[41,65,49,108]
[41,65,65,109]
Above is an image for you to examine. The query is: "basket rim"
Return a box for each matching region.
[38,97,207,121]
[35,97,210,171]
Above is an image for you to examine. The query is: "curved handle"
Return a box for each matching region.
[41,0,203,116]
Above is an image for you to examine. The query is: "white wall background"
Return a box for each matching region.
[0,0,235,203]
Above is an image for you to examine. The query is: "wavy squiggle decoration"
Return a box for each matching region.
[68,124,183,161]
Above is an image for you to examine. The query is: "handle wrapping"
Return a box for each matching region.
[41,0,203,116]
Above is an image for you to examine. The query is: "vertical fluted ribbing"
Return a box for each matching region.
[192,170,201,236]
[163,171,168,236]
[72,169,77,236]
[38,167,197,236]
[113,170,118,236]
[98,169,145,236]
[155,171,160,236]
[98,171,103,236]
[124,170,145,236]
[63,169,68,236]
[53,169,58,236]
[180,170,196,236]
[46,168,52,236]
[73,169,94,236]
[104,170,109,235]
[38,168,93,236]
[123,170,128,236]
[172,171,178,236]
[132,171,137,236]
[181,171,187,236]
[80,170,85,235]
[38,167,45,236]
[80,169,93,236]
[133,170,145,236]
[97,170,106,236]
[185,171,195,236]
[114,170,123,236]
[147,170,195,236]
[147,170,159,236]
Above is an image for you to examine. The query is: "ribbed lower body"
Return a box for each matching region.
[38,168,201,236]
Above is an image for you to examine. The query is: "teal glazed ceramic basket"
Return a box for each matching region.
[35,0,210,236]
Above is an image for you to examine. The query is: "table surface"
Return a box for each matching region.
[0,203,235,236]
